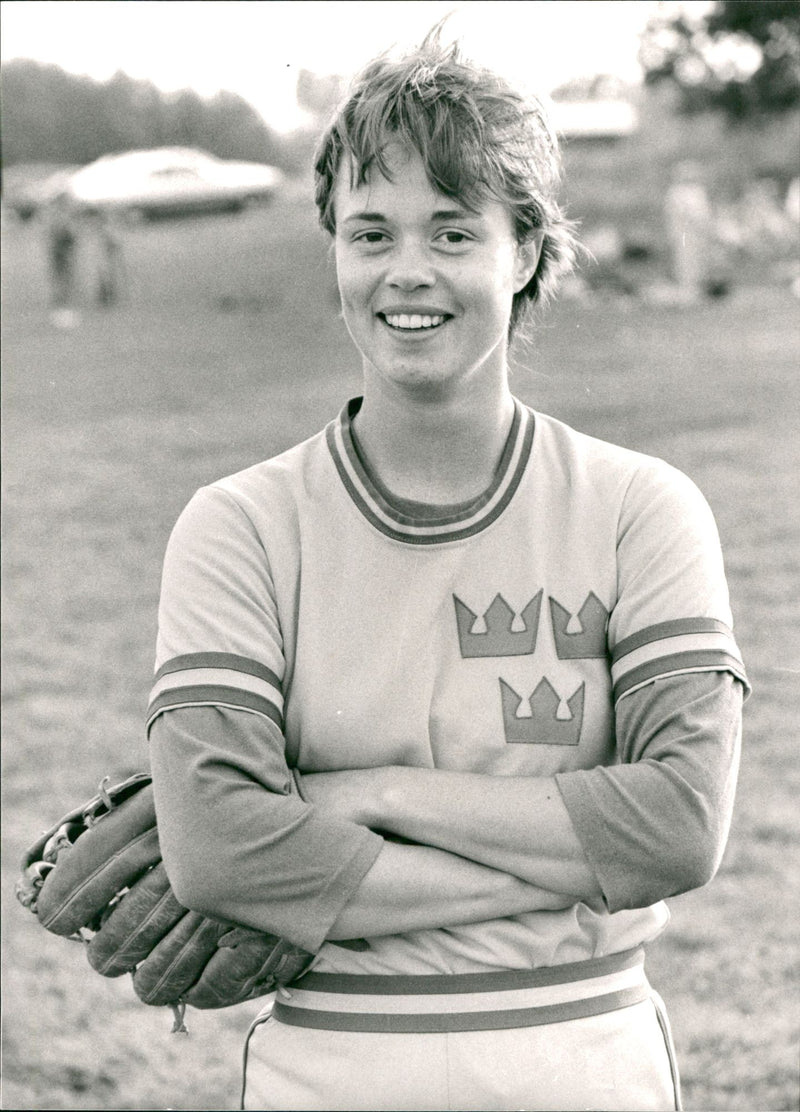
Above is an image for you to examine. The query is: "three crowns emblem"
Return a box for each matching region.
[453,591,609,746]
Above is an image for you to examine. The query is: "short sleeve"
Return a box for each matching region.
[147,484,286,735]
[608,462,750,704]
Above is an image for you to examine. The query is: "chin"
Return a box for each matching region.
[378,358,456,388]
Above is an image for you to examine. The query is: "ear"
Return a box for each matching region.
[513,231,544,293]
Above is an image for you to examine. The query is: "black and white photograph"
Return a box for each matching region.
[2,2,798,1109]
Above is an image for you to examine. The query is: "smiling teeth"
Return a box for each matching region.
[385,313,446,330]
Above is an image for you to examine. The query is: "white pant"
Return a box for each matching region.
[241,955,680,1111]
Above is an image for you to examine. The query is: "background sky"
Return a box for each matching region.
[1,0,670,131]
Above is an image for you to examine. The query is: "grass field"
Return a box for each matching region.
[2,188,799,1111]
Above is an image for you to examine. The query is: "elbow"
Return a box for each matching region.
[671,785,730,895]
[654,806,727,900]
[611,804,727,910]
[611,839,721,912]
[585,753,738,911]
[681,810,729,892]
[162,852,224,918]
[159,831,239,921]
[641,763,732,900]
[666,840,720,896]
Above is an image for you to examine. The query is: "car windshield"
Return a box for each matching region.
[151,167,202,177]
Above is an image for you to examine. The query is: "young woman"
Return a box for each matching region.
[148,33,748,1112]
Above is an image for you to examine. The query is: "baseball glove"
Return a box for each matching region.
[16,772,315,1033]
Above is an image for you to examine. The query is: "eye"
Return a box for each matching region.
[353,229,390,245]
[434,229,474,249]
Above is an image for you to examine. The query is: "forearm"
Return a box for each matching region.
[328,839,574,939]
[300,765,600,900]
[369,768,600,899]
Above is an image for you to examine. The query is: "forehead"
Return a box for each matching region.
[333,143,512,229]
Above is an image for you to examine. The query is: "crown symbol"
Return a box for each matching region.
[454,592,542,659]
[549,593,609,660]
[500,677,584,746]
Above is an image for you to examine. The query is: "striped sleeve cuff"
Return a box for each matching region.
[146,652,284,734]
[611,618,750,703]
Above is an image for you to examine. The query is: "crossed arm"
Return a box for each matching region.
[151,672,741,949]
[150,706,574,951]
[308,669,743,938]
[326,839,574,940]
[305,765,600,941]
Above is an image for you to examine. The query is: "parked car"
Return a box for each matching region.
[65,147,283,219]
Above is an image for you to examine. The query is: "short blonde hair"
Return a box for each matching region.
[314,32,578,332]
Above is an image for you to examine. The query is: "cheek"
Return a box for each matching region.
[497,243,526,296]
[466,255,519,319]
[334,248,351,299]
[470,242,519,296]
[335,251,372,313]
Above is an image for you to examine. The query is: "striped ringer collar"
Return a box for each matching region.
[326,397,535,545]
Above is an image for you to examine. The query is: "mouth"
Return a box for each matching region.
[377,311,452,333]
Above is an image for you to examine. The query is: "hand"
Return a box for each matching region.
[298,768,383,827]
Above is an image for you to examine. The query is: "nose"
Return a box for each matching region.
[385,239,435,291]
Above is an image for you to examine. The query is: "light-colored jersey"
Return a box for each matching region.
[149,398,747,974]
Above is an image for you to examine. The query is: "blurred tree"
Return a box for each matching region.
[97,72,154,154]
[639,0,800,118]
[0,59,284,170]
[296,69,347,121]
[164,88,206,149]
[200,91,283,164]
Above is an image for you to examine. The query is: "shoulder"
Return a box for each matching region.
[174,425,332,538]
[530,408,701,504]
[526,409,720,559]
[216,425,330,506]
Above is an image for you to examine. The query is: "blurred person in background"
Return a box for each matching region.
[45,190,80,328]
[664,160,715,302]
[786,176,800,225]
[786,176,800,297]
[715,172,800,296]
[148,28,748,1112]
[88,209,124,308]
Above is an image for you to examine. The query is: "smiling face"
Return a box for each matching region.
[333,145,540,403]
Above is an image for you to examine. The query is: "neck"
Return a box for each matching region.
[352,378,516,505]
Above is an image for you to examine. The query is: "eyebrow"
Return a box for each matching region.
[341,207,478,225]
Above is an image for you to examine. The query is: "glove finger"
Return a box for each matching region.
[16,861,55,911]
[218,929,315,986]
[132,913,230,1006]
[43,821,84,863]
[35,785,160,936]
[86,862,186,977]
[181,931,309,1010]
[19,774,150,872]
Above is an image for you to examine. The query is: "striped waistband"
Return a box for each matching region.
[272,947,649,1034]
